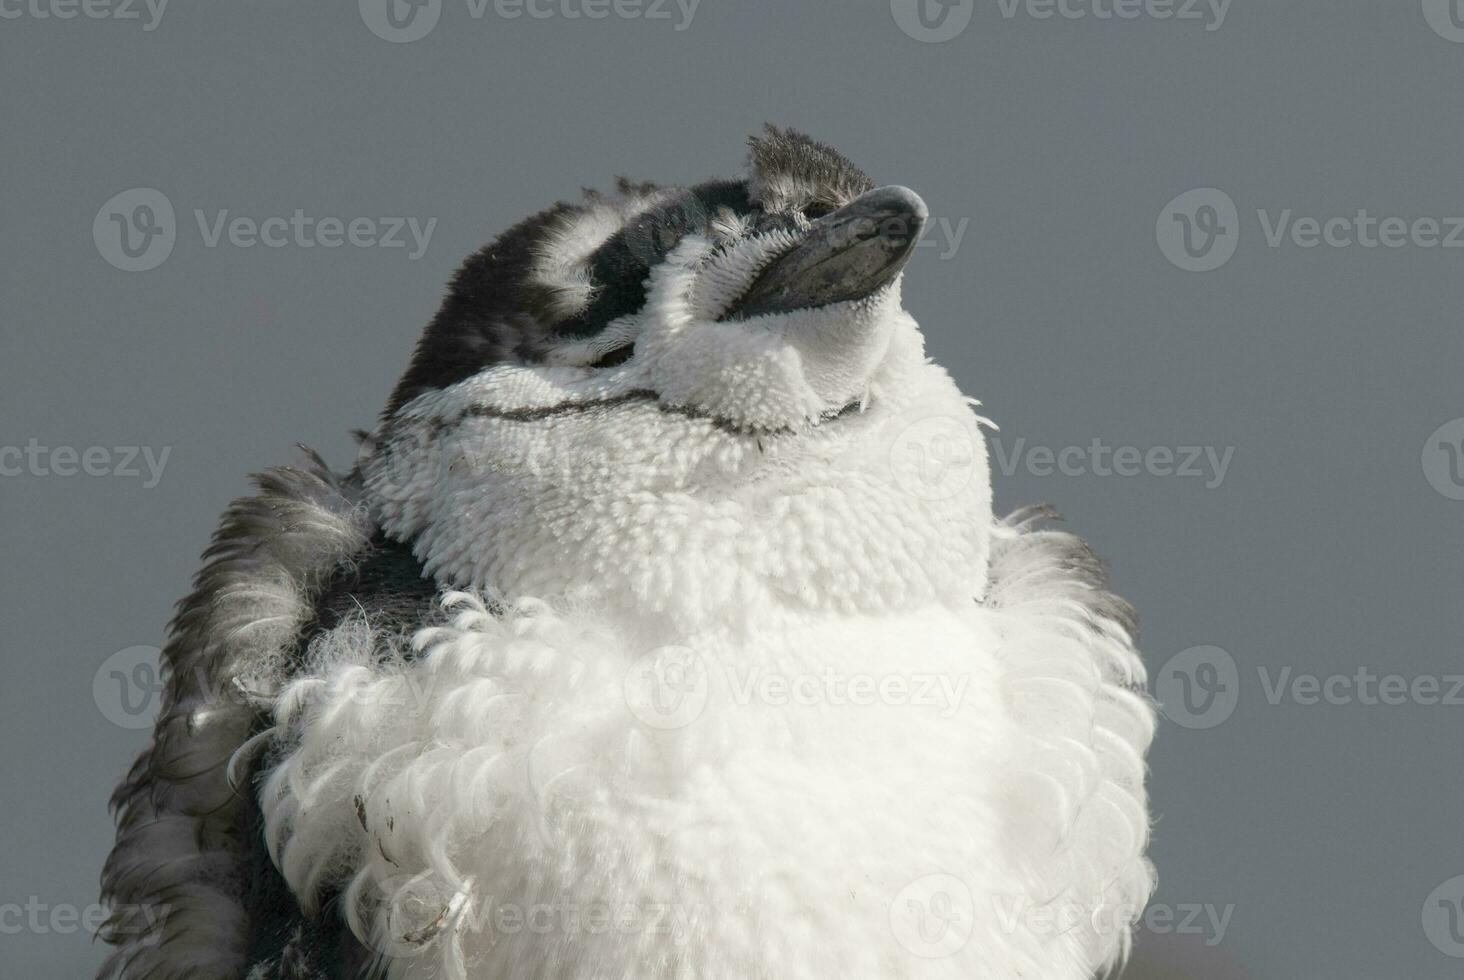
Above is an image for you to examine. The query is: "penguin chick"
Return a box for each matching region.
[101,125,1155,980]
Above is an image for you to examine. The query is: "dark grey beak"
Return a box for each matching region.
[722,185,928,320]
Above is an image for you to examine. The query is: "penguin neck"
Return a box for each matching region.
[363,332,994,632]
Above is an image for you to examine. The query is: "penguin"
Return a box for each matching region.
[100,125,1155,980]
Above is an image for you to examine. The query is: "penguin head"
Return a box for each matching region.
[384,125,928,432]
[366,126,989,608]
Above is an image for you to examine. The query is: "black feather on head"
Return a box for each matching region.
[383,126,873,419]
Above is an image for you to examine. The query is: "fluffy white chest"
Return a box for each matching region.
[265,591,1142,980]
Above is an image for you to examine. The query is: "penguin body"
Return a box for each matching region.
[101,127,1154,980]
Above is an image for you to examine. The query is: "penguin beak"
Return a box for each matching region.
[722,185,929,320]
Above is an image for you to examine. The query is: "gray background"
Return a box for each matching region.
[3,1,1460,976]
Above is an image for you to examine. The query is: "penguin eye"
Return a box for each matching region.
[590,344,634,369]
[802,202,835,220]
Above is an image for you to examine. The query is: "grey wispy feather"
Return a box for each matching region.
[100,453,372,980]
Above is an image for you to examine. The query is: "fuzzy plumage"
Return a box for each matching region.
[746,123,875,214]
[100,456,373,980]
[257,517,1150,980]
[102,126,1155,980]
